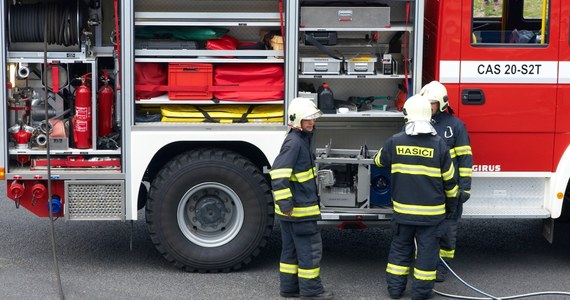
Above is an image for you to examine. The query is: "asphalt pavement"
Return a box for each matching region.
[1,181,570,300]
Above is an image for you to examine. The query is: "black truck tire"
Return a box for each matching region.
[145,148,274,272]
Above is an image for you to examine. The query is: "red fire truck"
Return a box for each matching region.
[1,0,568,272]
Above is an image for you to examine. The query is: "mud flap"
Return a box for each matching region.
[542,218,554,244]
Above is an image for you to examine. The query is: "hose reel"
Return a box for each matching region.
[8,0,87,51]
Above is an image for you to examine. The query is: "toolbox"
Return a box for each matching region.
[168,63,213,100]
[304,31,338,46]
[300,55,342,75]
[345,54,377,75]
[300,6,390,29]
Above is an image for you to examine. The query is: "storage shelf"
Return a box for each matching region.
[319,110,403,118]
[135,49,283,58]
[6,169,124,180]
[299,73,409,79]
[136,94,284,105]
[9,148,122,155]
[135,12,281,26]
[135,56,283,63]
[300,23,413,32]
[7,56,95,64]
[133,122,285,129]
[300,40,382,48]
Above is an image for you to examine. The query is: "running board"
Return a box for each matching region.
[462,206,550,219]
[320,207,393,221]
[319,206,550,220]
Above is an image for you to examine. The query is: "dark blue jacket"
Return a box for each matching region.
[270,130,320,222]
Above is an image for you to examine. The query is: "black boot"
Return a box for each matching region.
[280,290,300,298]
[300,291,334,300]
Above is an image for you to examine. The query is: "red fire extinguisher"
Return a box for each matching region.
[98,71,114,137]
[73,75,92,149]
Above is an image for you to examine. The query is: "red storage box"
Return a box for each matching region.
[213,64,284,101]
[168,63,213,100]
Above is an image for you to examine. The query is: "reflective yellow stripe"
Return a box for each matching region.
[442,163,455,181]
[270,168,293,180]
[298,267,320,279]
[280,262,298,274]
[414,268,436,281]
[291,167,316,183]
[440,249,455,259]
[459,167,472,177]
[275,205,321,218]
[392,163,441,177]
[386,263,410,276]
[463,190,471,195]
[374,149,384,167]
[392,200,445,216]
[454,145,472,157]
[445,184,459,198]
[273,188,292,201]
[449,148,457,159]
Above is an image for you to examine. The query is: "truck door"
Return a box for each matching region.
[555,1,570,170]
[458,0,560,172]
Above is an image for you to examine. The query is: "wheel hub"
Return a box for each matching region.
[194,196,228,231]
[177,182,244,247]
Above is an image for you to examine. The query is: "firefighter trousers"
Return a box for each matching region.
[279,220,324,297]
[438,203,462,273]
[386,221,444,300]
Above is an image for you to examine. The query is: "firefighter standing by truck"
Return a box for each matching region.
[420,81,473,282]
[270,98,334,300]
[374,95,458,300]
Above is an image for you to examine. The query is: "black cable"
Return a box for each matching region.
[44,10,65,300]
[434,257,570,300]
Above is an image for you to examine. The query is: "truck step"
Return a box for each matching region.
[462,206,550,219]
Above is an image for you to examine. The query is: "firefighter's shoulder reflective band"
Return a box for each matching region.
[270,168,293,179]
[453,145,472,157]
[298,267,320,279]
[280,262,298,274]
[275,205,320,217]
[386,263,410,276]
[392,201,446,216]
[414,268,436,281]
[374,149,383,167]
[392,163,441,178]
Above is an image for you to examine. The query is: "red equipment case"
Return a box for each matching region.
[168,63,213,100]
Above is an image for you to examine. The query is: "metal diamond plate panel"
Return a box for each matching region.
[466,177,546,211]
[65,181,125,221]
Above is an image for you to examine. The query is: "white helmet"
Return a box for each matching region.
[403,94,436,135]
[287,97,322,130]
[419,80,449,112]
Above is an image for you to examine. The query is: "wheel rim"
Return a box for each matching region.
[177,182,244,248]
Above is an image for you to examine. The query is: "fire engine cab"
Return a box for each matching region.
[1,0,569,272]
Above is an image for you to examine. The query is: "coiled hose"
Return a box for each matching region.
[9,1,80,46]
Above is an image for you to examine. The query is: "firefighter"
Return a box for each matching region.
[420,81,473,282]
[374,95,458,300]
[270,98,334,300]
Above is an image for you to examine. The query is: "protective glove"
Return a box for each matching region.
[459,190,471,203]
[445,197,457,219]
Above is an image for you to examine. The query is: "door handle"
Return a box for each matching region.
[461,89,485,105]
